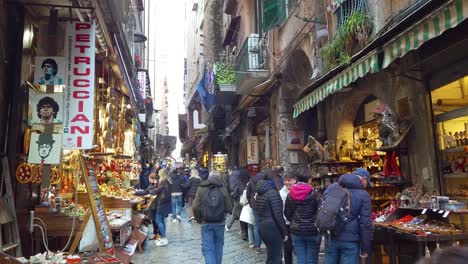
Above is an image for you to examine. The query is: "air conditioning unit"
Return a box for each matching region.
[247,33,259,70]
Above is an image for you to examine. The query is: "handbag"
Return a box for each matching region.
[239,203,254,225]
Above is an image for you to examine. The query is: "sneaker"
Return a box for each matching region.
[225,225,231,232]
[156,238,168,247]
[255,247,261,254]
[249,243,255,248]
[172,218,178,223]
[176,215,182,222]
[188,216,195,222]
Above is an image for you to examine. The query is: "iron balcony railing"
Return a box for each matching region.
[235,35,267,84]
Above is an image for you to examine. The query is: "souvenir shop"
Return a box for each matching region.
[292,1,468,262]
[0,4,152,263]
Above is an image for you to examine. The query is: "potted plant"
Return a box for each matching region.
[215,62,236,91]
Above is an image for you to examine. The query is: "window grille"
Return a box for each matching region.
[336,0,368,29]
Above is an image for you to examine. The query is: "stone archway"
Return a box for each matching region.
[283,49,313,90]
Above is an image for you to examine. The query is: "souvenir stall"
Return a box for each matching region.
[12,18,146,263]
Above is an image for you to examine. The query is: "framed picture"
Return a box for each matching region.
[287,131,305,150]
[28,133,62,164]
[289,151,299,164]
[29,91,64,124]
[34,56,66,85]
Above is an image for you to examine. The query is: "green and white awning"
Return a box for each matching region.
[293,50,378,118]
[383,0,468,69]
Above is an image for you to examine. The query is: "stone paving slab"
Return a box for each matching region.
[131,208,267,264]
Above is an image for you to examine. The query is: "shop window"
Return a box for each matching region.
[336,0,368,30]
[431,75,468,199]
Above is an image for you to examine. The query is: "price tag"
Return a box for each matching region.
[421,208,427,214]
[443,211,450,218]
[438,210,444,214]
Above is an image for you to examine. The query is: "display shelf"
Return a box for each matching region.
[444,172,468,178]
[440,146,467,153]
[313,160,364,165]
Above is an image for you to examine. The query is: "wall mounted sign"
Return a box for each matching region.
[137,70,147,99]
[28,133,63,164]
[247,136,259,164]
[29,91,64,125]
[34,56,66,85]
[63,22,96,149]
[287,130,305,150]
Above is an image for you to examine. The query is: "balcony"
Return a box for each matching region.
[235,34,269,95]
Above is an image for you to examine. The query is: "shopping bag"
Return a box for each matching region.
[239,204,254,225]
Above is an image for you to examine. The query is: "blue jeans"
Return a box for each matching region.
[252,208,262,247]
[324,239,359,264]
[201,223,225,264]
[155,212,166,238]
[292,234,322,264]
[171,195,183,218]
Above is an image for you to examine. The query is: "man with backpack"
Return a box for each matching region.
[193,170,234,264]
[316,171,372,264]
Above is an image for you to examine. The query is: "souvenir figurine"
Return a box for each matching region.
[338,140,352,161]
[373,103,401,147]
[447,132,455,148]
[352,141,364,160]
[454,132,460,146]
[444,131,455,149]
[323,140,336,161]
[463,130,468,145]
[303,136,324,162]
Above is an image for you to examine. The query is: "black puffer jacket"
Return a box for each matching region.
[284,183,319,236]
[255,179,287,237]
[169,172,184,194]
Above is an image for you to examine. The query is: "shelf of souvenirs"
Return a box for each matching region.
[444,172,468,178]
[441,146,468,153]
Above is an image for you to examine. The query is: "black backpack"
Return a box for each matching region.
[315,183,351,237]
[202,185,225,222]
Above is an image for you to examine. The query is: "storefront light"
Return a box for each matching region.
[127,104,132,109]
[22,24,34,49]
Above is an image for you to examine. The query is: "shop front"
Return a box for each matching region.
[292,1,468,262]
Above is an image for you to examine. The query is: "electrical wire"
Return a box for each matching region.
[60,173,79,252]
[33,218,48,248]
[33,224,51,254]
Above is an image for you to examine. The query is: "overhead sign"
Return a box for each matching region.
[247,136,259,164]
[137,70,147,99]
[63,22,96,149]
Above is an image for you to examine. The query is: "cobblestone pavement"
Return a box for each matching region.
[131,207,267,264]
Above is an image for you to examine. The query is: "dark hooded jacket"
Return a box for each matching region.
[255,179,287,237]
[323,173,372,254]
[183,174,202,198]
[284,183,319,236]
[192,177,234,224]
[169,171,184,194]
[246,172,265,209]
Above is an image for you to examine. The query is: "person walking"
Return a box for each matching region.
[284,171,321,264]
[321,171,372,264]
[225,168,250,240]
[183,168,202,222]
[153,168,172,246]
[169,169,184,222]
[193,170,233,264]
[133,172,160,240]
[246,171,265,253]
[280,171,297,264]
[256,170,288,264]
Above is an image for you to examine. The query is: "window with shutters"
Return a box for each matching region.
[335,0,368,30]
[262,0,287,32]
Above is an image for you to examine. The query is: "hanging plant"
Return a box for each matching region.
[321,10,372,69]
[215,62,236,86]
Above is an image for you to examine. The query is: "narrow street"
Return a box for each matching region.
[132,208,267,264]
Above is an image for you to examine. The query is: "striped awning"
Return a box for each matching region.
[293,50,379,118]
[383,0,468,69]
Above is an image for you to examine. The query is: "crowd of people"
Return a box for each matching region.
[134,164,466,264]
